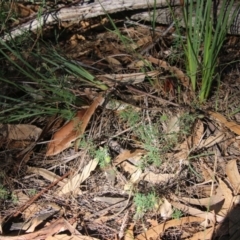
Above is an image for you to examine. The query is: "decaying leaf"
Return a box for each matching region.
[97,71,159,86]
[113,149,145,166]
[58,159,98,196]
[28,167,67,187]
[163,115,180,135]
[4,218,80,240]
[135,216,204,240]
[147,56,189,88]
[199,131,225,149]
[46,110,86,156]
[46,234,100,240]
[0,124,42,141]
[189,226,214,240]
[10,203,61,232]
[226,159,240,195]
[158,198,173,219]
[208,111,240,135]
[46,94,103,156]
[171,200,223,223]
[180,194,224,209]
[130,36,152,49]
[105,56,122,66]
[174,119,204,161]
[217,177,235,216]
[124,223,134,240]
[121,161,138,175]
[143,172,175,184]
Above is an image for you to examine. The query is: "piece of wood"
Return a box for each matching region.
[1,0,239,42]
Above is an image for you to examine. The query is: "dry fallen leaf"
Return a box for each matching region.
[46,110,86,156]
[158,198,173,219]
[58,158,98,196]
[226,159,240,195]
[124,223,135,240]
[28,166,67,187]
[143,172,175,184]
[217,177,235,216]
[135,216,204,240]
[146,56,189,88]
[180,194,224,209]
[46,94,103,156]
[199,131,225,149]
[97,71,159,86]
[121,161,138,175]
[113,149,145,166]
[46,234,100,240]
[174,120,204,161]
[189,226,214,240]
[0,124,42,141]
[129,36,152,50]
[208,111,240,135]
[5,218,80,240]
[171,200,223,223]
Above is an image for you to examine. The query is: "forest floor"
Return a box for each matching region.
[0,1,240,240]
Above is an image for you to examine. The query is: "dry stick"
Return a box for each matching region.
[3,171,71,223]
[126,85,179,106]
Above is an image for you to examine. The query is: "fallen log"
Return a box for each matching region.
[1,0,240,42]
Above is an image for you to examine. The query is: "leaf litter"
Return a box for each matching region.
[0,1,240,239]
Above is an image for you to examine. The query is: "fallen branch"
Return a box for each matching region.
[1,0,239,42]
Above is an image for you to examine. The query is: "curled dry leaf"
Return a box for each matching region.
[46,94,104,156]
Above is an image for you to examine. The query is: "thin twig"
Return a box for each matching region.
[127,85,179,106]
[3,171,71,225]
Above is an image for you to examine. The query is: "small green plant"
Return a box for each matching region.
[28,189,37,196]
[119,107,141,127]
[11,193,18,204]
[178,112,196,136]
[134,192,158,219]
[79,138,111,168]
[171,208,183,219]
[0,185,8,200]
[95,147,111,168]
